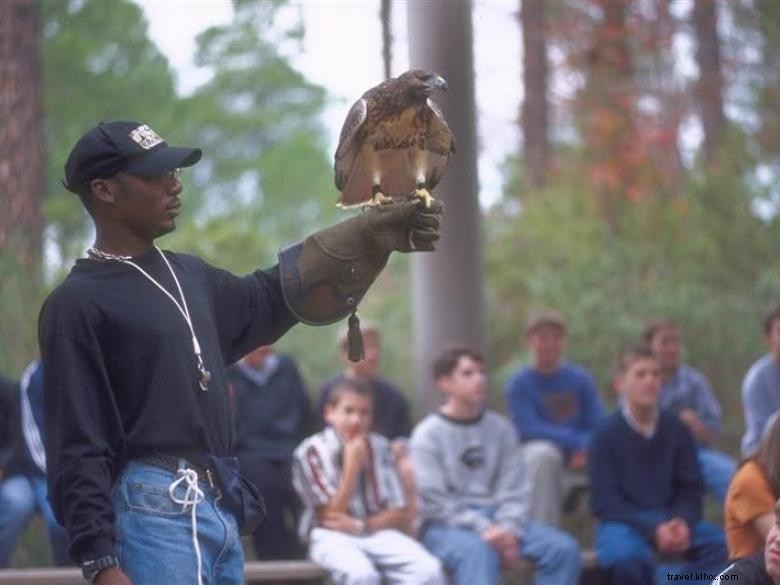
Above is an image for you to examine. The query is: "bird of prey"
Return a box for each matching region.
[334,69,455,208]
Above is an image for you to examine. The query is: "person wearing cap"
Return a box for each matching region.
[38,120,443,585]
[504,310,604,527]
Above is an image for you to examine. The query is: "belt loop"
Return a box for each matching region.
[206,468,215,489]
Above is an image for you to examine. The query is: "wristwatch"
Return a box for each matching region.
[82,555,119,583]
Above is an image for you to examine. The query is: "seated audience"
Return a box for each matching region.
[644,318,736,503]
[589,344,727,584]
[317,323,417,533]
[714,498,780,584]
[742,308,780,457]
[228,345,311,560]
[505,310,603,526]
[412,346,581,585]
[0,360,69,567]
[725,412,780,559]
[292,378,444,585]
[317,323,411,441]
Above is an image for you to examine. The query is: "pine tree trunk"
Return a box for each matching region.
[0,0,44,271]
[407,0,486,412]
[693,0,725,166]
[380,0,393,80]
[521,0,549,190]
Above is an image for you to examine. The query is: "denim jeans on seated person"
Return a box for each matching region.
[421,506,581,585]
[0,472,70,566]
[113,460,244,585]
[596,512,727,585]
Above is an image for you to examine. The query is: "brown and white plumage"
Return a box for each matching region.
[334,69,455,208]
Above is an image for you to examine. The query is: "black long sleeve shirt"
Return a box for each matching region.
[38,248,297,562]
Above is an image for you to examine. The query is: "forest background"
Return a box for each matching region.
[1,0,780,564]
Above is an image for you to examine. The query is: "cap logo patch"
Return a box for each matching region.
[129,124,164,150]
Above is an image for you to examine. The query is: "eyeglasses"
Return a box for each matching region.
[132,168,182,184]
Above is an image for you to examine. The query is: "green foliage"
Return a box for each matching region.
[41,0,179,264]
[490,150,780,453]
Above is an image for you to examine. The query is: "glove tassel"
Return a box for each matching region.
[347,311,365,363]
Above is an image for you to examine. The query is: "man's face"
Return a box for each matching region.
[438,355,487,411]
[103,169,183,241]
[527,325,565,370]
[618,356,661,411]
[649,326,681,370]
[346,332,380,379]
[766,318,780,361]
[765,509,780,581]
[324,390,373,441]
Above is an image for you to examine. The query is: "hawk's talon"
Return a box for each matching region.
[413,188,434,208]
[366,192,393,207]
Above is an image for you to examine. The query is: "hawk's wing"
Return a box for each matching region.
[423,98,456,191]
[334,98,367,192]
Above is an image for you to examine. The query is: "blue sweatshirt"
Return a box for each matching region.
[505,362,603,453]
[588,409,704,542]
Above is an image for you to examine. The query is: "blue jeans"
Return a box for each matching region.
[596,519,727,585]
[422,520,581,585]
[0,472,69,567]
[697,447,736,504]
[113,461,244,585]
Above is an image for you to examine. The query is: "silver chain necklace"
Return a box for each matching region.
[86,245,212,391]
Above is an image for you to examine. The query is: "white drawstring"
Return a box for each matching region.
[168,469,206,585]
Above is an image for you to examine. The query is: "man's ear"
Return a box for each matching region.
[89,178,117,204]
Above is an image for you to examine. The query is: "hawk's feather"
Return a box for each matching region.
[334,69,455,207]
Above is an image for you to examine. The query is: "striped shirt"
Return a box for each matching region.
[292,427,405,540]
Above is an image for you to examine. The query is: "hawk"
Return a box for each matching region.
[334,69,455,208]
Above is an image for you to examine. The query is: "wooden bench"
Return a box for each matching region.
[0,552,600,584]
[0,561,326,584]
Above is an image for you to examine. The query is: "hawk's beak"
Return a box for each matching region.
[434,75,448,92]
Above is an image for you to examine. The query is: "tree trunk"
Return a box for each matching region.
[521,0,549,189]
[407,0,486,412]
[0,0,44,271]
[380,0,392,80]
[693,0,725,167]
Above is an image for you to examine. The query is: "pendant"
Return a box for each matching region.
[198,365,211,391]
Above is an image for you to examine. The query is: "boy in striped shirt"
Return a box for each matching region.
[293,378,444,585]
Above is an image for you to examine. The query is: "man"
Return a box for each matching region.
[227,345,310,560]
[0,360,69,567]
[504,310,603,526]
[742,308,780,456]
[39,120,442,585]
[412,346,581,585]
[317,323,411,442]
[713,498,780,584]
[589,344,726,584]
[644,318,736,503]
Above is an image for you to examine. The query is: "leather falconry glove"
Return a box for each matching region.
[279,199,443,360]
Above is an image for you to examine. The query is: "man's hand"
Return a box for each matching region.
[95,567,133,585]
[481,525,520,568]
[319,511,363,535]
[568,450,588,470]
[343,435,368,469]
[656,519,690,554]
[678,409,712,445]
[362,199,444,253]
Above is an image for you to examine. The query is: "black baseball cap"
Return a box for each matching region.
[63,121,202,193]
